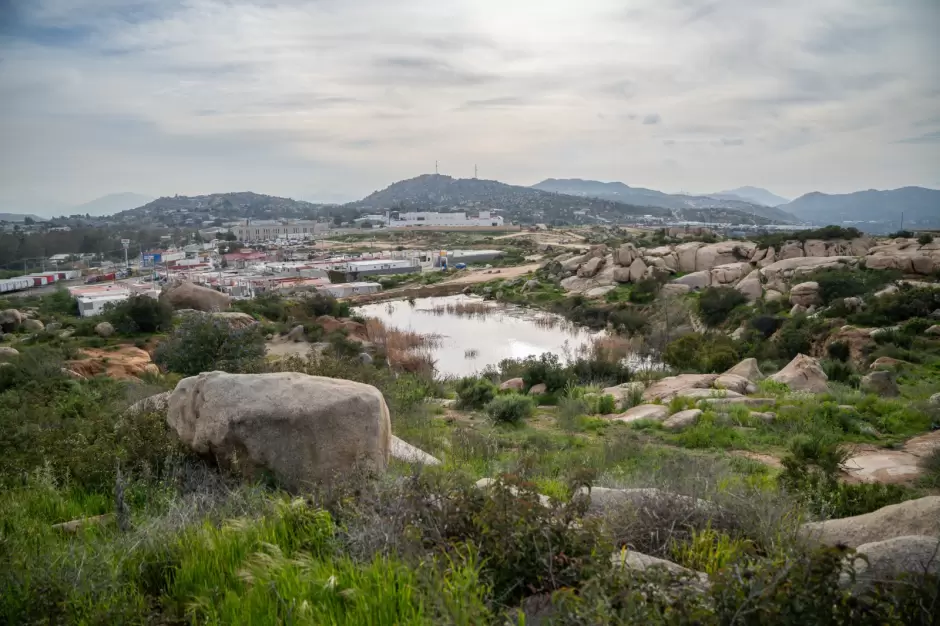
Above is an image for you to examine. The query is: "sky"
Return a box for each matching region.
[0,0,938,213]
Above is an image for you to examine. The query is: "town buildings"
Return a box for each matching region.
[233,220,329,242]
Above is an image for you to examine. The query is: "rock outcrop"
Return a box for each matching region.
[166,371,392,491]
[95,322,115,337]
[390,436,441,465]
[851,536,940,583]
[162,281,231,312]
[860,370,900,397]
[577,256,606,278]
[768,354,828,393]
[724,358,763,382]
[801,496,940,547]
[663,409,702,430]
[614,404,669,423]
[0,309,23,333]
[0,346,19,361]
[643,374,719,402]
[789,282,820,307]
[500,378,525,392]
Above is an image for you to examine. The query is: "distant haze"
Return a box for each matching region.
[1,0,938,209]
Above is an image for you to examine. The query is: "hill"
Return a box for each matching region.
[532,178,797,223]
[0,213,44,222]
[711,186,790,208]
[781,187,940,231]
[349,174,672,225]
[71,193,155,217]
[112,192,326,227]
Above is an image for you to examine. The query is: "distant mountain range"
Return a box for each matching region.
[0,213,44,222]
[711,186,790,208]
[111,191,324,227]
[349,174,780,226]
[71,192,155,217]
[781,187,940,229]
[531,178,797,223]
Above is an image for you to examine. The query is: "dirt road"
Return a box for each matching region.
[439,263,541,285]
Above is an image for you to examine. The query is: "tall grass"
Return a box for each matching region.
[364,317,440,375]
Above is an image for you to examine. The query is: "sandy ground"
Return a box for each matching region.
[439,263,542,285]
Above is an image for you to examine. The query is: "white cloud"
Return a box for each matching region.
[0,0,937,209]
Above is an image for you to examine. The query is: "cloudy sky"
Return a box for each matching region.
[1,0,938,211]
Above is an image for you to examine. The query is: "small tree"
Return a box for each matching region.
[105,295,174,334]
[697,287,747,327]
[154,315,265,375]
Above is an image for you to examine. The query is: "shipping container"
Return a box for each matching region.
[0,278,32,293]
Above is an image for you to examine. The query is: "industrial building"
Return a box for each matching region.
[319,282,382,298]
[233,220,329,242]
[387,211,503,228]
[343,259,420,278]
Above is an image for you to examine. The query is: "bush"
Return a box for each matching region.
[301,292,350,319]
[232,292,289,322]
[697,287,748,327]
[806,268,899,305]
[520,353,572,392]
[750,315,784,339]
[826,340,850,362]
[851,285,940,327]
[663,333,740,373]
[455,377,497,409]
[38,287,79,317]
[153,315,265,375]
[821,359,858,386]
[104,294,174,334]
[917,233,934,246]
[595,394,617,415]
[773,315,825,361]
[628,278,659,304]
[485,394,535,424]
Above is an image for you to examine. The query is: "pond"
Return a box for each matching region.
[355,295,607,377]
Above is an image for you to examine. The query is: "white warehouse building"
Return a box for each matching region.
[387,211,503,228]
[234,220,330,242]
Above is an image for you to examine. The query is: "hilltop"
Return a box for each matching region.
[70,193,155,217]
[111,192,326,227]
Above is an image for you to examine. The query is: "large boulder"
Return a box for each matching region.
[390,436,441,466]
[22,319,44,332]
[735,270,763,302]
[779,241,804,259]
[613,404,669,423]
[94,322,115,337]
[860,370,900,397]
[560,255,586,271]
[675,242,703,273]
[709,262,752,286]
[801,496,940,547]
[162,281,231,312]
[713,374,757,395]
[769,354,828,393]
[211,312,259,329]
[500,378,525,392]
[577,256,606,278]
[286,325,306,342]
[724,358,763,382]
[627,257,648,282]
[759,257,856,292]
[601,381,645,406]
[0,309,23,333]
[671,271,710,291]
[851,536,940,583]
[615,243,639,267]
[124,391,172,415]
[612,267,633,283]
[0,346,19,362]
[166,371,392,491]
[663,409,702,430]
[643,374,719,402]
[789,282,820,307]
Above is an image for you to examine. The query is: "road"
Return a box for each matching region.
[438,263,542,285]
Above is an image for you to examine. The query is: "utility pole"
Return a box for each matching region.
[474,165,478,179]
[900,212,904,232]
[435,160,438,175]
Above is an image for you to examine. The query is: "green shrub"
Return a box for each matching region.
[917,448,940,489]
[520,353,573,391]
[485,394,535,424]
[557,396,588,432]
[851,285,940,327]
[806,268,899,305]
[773,314,825,360]
[663,333,740,373]
[455,377,498,409]
[300,292,350,319]
[38,287,79,317]
[595,394,617,415]
[628,278,659,304]
[232,292,290,322]
[826,340,850,362]
[917,233,934,246]
[153,315,265,376]
[104,294,174,334]
[821,359,858,386]
[697,287,748,327]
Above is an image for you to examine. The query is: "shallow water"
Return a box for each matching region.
[355,295,605,377]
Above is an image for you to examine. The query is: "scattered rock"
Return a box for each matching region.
[851,536,940,583]
[735,270,763,302]
[749,411,776,424]
[22,319,44,332]
[585,285,616,298]
[0,309,24,332]
[789,303,807,315]
[601,381,645,407]
[0,347,19,362]
[671,271,710,291]
[45,322,62,332]
[162,280,231,312]
[842,296,864,312]
[614,404,669,423]
[615,243,639,267]
[286,324,306,342]
[60,368,86,380]
[500,378,525,392]
[94,322,115,338]
[166,371,392,491]
[642,374,719,402]
[577,256,606,278]
[724,358,764,382]
[52,513,115,534]
[703,396,773,407]
[576,486,713,514]
[663,409,702,430]
[930,392,940,406]
[124,391,172,415]
[627,257,648,283]
[926,325,940,336]
[860,370,900,397]
[801,496,940,548]
[522,279,540,291]
[789,282,820,307]
[659,283,691,297]
[713,374,757,395]
[528,383,547,395]
[475,477,551,506]
[390,436,441,465]
[358,352,374,365]
[611,548,709,588]
[210,312,259,329]
[764,289,784,302]
[769,353,828,393]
